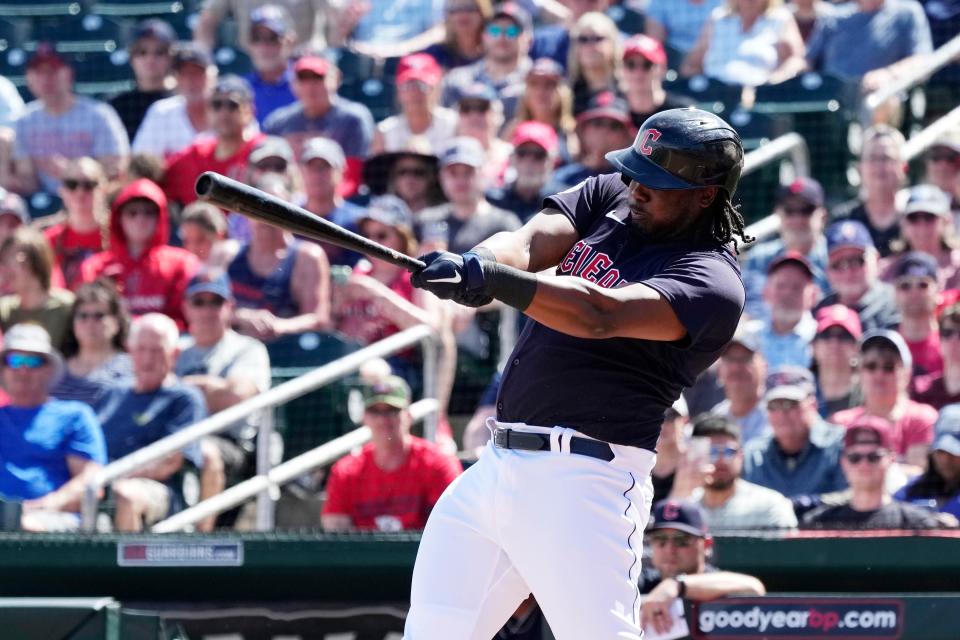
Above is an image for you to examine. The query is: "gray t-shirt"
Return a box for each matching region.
[417,201,522,255]
[13,97,129,193]
[693,478,799,532]
[806,0,933,80]
[262,97,375,159]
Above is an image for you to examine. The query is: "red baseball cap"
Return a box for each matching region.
[815,304,863,339]
[844,415,893,451]
[622,34,666,66]
[397,53,442,86]
[28,42,69,71]
[293,56,330,77]
[511,121,558,154]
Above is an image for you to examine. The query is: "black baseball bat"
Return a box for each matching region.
[194,172,426,272]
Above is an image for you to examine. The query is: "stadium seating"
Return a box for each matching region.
[32,14,130,53]
[71,49,136,96]
[0,0,84,19]
[663,73,744,115]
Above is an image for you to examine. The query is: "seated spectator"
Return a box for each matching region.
[227,174,331,341]
[834,125,907,258]
[501,57,576,162]
[528,0,613,71]
[423,0,490,70]
[544,91,634,194]
[814,220,900,332]
[832,330,936,467]
[671,414,798,531]
[711,321,770,445]
[245,5,297,125]
[0,324,106,532]
[741,177,830,320]
[487,121,559,223]
[363,145,445,216]
[79,179,199,327]
[881,185,960,289]
[743,367,847,500]
[454,84,513,185]
[331,0,445,59]
[0,190,29,271]
[8,44,129,196]
[133,43,217,159]
[813,305,863,417]
[651,397,691,502]
[371,53,458,156]
[441,3,533,123]
[263,55,376,198]
[805,0,933,93]
[914,303,960,409]
[802,416,944,529]
[50,280,133,407]
[42,158,109,290]
[176,272,271,532]
[246,135,300,191]
[321,376,462,532]
[681,0,806,86]
[645,0,724,60]
[418,137,521,255]
[759,252,819,369]
[0,227,75,349]
[890,252,943,376]
[922,133,960,215]
[621,35,695,130]
[790,0,838,44]
[164,75,267,207]
[896,403,960,520]
[194,0,329,53]
[178,202,239,270]
[640,500,766,635]
[567,12,622,114]
[98,314,205,532]
[109,19,175,142]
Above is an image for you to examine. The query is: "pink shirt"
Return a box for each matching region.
[832,401,936,457]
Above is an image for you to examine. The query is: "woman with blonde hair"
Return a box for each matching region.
[502,57,577,161]
[424,0,493,69]
[567,12,623,114]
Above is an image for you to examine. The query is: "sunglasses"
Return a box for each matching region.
[844,451,885,464]
[624,58,654,71]
[709,445,739,461]
[210,98,242,112]
[459,101,490,114]
[4,353,47,369]
[576,34,606,45]
[861,361,897,373]
[929,151,960,163]
[649,533,694,548]
[365,230,395,242]
[190,296,226,308]
[76,311,109,321]
[828,255,865,271]
[399,79,431,93]
[767,398,800,412]
[486,24,521,39]
[250,32,281,45]
[941,327,960,339]
[132,47,170,58]
[395,167,428,179]
[255,158,288,173]
[782,204,816,217]
[816,328,855,342]
[296,71,325,82]
[906,212,939,224]
[515,147,547,161]
[63,178,98,191]
[896,278,932,292]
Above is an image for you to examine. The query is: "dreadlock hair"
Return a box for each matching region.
[709,192,754,254]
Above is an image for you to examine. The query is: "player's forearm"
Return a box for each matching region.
[683,572,766,601]
[476,231,535,272]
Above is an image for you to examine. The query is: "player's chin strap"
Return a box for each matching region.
[467,246,539,311]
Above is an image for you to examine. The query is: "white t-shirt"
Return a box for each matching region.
[377,107,457,155]
[703,7,794,86]
[133,95,206,159]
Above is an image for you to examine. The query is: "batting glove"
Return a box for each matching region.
[411,251,493,307]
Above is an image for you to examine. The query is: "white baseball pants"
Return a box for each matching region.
[404,420,656,639]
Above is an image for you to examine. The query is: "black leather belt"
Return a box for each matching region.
[493,428,615,462]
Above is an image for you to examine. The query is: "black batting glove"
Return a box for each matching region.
[412,251,493,307]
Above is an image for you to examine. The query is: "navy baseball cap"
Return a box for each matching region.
[131,18,175,46]
[492,2,533,32]
[577,91,632,128]
[649,500,708,537]
[360,195,414,232]
[777,177,824,208]
[187,271,233,300]
[457,82,498,105]
[890,251,938,281]
[826,220,874,255]
[214,74,254,103]
[933,404,960,456]
[174,42,213,70]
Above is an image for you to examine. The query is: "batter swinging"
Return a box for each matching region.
[406,107,749,638]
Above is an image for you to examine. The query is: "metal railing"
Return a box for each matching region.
[152,398,439,532]
[81,324,439,532]
[903,104,960,162]
[741,132,811,244]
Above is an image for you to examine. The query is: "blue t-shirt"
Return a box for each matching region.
[496,173,746,450]
[0,400,107,500]
[246,69,297,125]
[96,382,205,467]
[646,0,725,54]
[262,98,375,159]
[351,0,443,43]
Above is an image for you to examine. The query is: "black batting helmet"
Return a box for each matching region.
[606,107,744,197]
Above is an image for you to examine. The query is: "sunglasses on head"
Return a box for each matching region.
[4,353,46,369]
[63,178,98,191]
[515,147,547,161]
[829,255,865,271]
[844,450,885,464]
[861,360,897,373]
[896,278,932,292]
[210,98,242,112]
[816,328,855,342]
[782,204,816,217]
[649,532,694,548]
[575,34,606,45]
[624,58,654,71]
[486,23,521,39]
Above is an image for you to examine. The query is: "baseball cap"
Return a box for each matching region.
[250,4,294,36]
[511,121,559,154]
[527,57,564,80]
[293,55,330,77]
[764,366,816,403]
[397,53,442,87]
[0,323,64,386]
[249,136,294,165]
[300,137,346,170]
[777,177,824,208]
[890,251,938,282]
[492,2,533,32]
[360,195,414,232]
[27,42,68,70]
[457,82,498,106]
[844,415,893,450]
[131,18,175,46]
[648,500,708,537]
[622,34,666,66]
[826,220,874,255]
[0,189,29,225]
[767,250,813,279]
[363,375,411,410]
[174,42,213,70]
[904,184,951,218]
[576,91,632,128]
[440,137,486,169]
[815,304,862,339]
[859,329,913,371]
[186,271,233,300]
[726,319,762,353]
[932,403,960,456]
[213,74,254,103]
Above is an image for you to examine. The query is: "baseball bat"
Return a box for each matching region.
[194,172,426,272]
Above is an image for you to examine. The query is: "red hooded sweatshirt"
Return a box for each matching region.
[79,179,198,327]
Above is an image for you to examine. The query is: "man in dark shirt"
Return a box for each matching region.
[109,19,174,142]
[405,108,749,637]
[802,416,943,529]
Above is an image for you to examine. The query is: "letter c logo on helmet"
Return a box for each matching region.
[638,129,662,156]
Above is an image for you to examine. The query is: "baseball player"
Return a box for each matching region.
[405,107,749,639]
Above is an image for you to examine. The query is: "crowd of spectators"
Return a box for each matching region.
[0,0,956,555]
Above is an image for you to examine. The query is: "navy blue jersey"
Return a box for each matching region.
[496,173,745,450]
